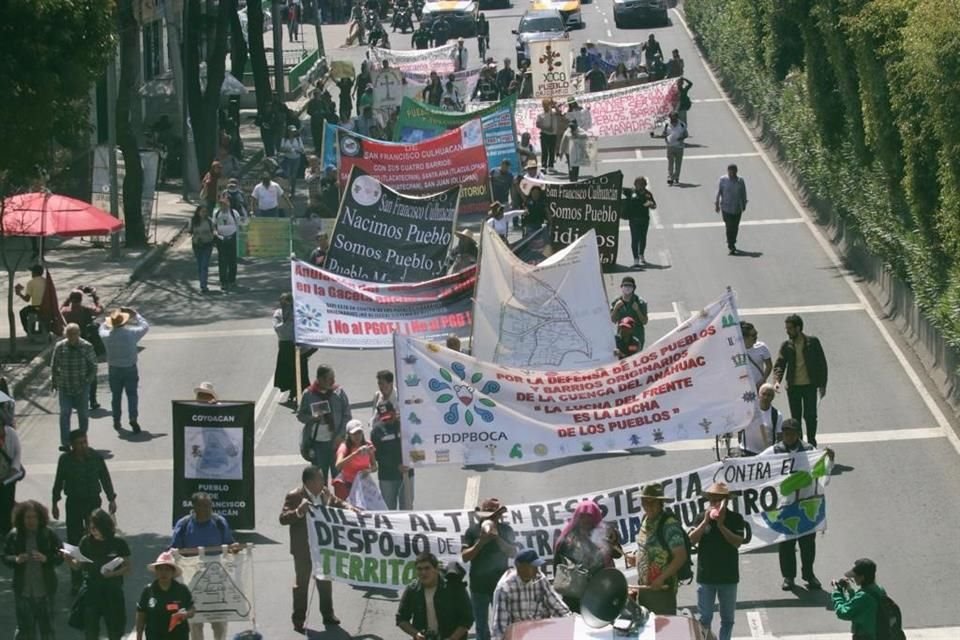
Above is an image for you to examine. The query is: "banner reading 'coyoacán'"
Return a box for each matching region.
[369,43,456,74]
[325,167,459,283]
[306,450,830,589]
[395,290,756,467]
[291,260,474,348]
[337,122,491,216]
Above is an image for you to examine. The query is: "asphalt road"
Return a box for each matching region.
[3,4,959,639]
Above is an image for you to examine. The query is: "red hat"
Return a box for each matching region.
[618,317,636,329]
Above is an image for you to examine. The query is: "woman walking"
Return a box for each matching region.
[213,192,240,291]
[189,206,216,293]
[623,176,657,267]
[135,551,196,640]
[2,500,63,640]
[273,293,312,405]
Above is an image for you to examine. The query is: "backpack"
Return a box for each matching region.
[869,589,905,640]
[645,512,695,585]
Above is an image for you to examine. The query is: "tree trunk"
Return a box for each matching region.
[247,0,272,114]
[230,5,248,82]
[117,0,147,247]
[6,268,16,356]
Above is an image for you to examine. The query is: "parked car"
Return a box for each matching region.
[613,0,669,28]
[513,8,568,67]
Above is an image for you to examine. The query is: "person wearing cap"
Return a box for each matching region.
[486,203,521,242]
[760,418,827,590]
[224,178,248,218]
[100,307,150,434]
[280,465,356,630]
[615,317,642,359]
[628,483,687,614]
[831,558,888,639]
[397,551,474,640]
[652,111,688,186]
[50,323,98,450]
[559,119,590,181]
[688,482,745,640]
[491,548,570,640]
[622,176,657,267]
[610,276,649,346]
[213,191,240,291]
[462,498,517,640]
[135,551,195,640]
[333,419,378,500]
[564,97,592,130]
[297,364,353,480]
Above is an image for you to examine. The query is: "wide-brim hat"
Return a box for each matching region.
[640,482,673,502]
[566,96,578,105]
[476,497,507,519]
[704,482,732,497]
[148,551,182,577]
[105,309,131,328]
[194,381,218,401]
[455,229,476,243]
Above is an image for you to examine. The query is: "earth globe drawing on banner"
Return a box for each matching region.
[762,495,826,537]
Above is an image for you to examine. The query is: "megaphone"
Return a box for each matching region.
[580,568,629,628]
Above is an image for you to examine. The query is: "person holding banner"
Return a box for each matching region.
[535,100,563,173]
[558,120,589,181]
[280,465,356,631]
[396,552,474,640]
[273,293,312,405]
[135,551,195,640]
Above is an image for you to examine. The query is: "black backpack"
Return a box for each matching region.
[646,512,695,584]
[869,588,905,640]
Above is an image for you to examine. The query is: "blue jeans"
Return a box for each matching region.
[697,582,738,640]
[379,473,415,510]
[194,242,214,289]
[471,590,492,640]
[59,386,90,445]
[108,365,139,424]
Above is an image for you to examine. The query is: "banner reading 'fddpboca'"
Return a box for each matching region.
[306,450,830,589]
[396,291,756,467]
[337,122,490,216]
[291,259,474,348]
[325,167,459,283]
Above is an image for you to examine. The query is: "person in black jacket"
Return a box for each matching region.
[773,314,828,446]
[397,552,473,640]
[2,500,64,640]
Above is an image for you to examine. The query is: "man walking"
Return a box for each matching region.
[50,323,97,450]
[100,308,150,434]
[462,498,517,640]
[491,549,569,640]
[689,482,745,640]
[653,112,687,185]
[396,552,474,640]
[714,164,748,255]
[297,364,352,481]
[51,430,117,593]
[280,465,355,632]
[370,370,414,510]
[773,314,828,446]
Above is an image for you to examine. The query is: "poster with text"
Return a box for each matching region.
[401,67,482,105]
[529,39,576,99]
[172,401,255,530]
[325,166,459,283]
[472,225,615,369]
[395,290,757,467]
[369,43,456,74]
[337,122,490,215]
[371,67,405,111]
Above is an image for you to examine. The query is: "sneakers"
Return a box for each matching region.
[633,258,640,267]
[781,577,795,590]
[805,575,822,590]
[130,420,142,434]
[667,178,674,185]
[638,256,646,266]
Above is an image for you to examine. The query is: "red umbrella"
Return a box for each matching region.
[1,192,124,237]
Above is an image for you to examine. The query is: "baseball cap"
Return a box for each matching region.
[844,558,876,580]
[515,549,545,566]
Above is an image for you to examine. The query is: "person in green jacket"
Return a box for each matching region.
[831,558,884,639]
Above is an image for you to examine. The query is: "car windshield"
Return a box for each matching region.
[519,15,564,33]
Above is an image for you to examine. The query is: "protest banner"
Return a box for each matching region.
[238,217,291,258]
[369,43,456,74]
[329,60,356,80]
[305,450,829,589]
[395,290,756,467]
[337,122,491,216]
[394,96,520,172]
[371,67,405,111]
[175,547,255,624]
[591,40,645,73]
[400,67,482,105]
[510,78,679,139]
[325,167,459,282]
[172,401,255,530]
[291,259,474,348]
[529,39,576,99]
[472,225,615,369]
[526,171,623,267]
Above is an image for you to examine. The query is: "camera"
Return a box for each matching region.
[831,577,850,590]
[376,401,398,424]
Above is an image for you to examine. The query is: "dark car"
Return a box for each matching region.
[613,0,669,28]
[513,9,568,67]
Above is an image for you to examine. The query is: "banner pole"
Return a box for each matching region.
[295,347,303,405]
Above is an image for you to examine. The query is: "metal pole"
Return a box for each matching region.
[313,1,325,58]
[106,53,121,259]
[272,0,285,100]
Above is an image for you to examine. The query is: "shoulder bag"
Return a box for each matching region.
[553,557,590,600]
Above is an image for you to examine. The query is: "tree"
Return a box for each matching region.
[117,0,147,247]
[246,0,275,144]
[0,0,116,354]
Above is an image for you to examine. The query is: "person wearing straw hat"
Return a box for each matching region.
[462,498,517,640]
[135,551,195,640]
[193,382,218,404]
[689,482,745,640]
[100,307,150,434]
[627,483,687,615]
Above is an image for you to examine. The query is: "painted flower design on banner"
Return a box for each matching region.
[428,361,501,426]
[295,302,323,330]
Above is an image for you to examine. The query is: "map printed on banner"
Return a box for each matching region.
[336,121,491,216]
[175,548,255,624]
[369,43,457,74]
[471,225,616,369]
[510,78,680,139]
[305,450,830,589]
[370,67,405,111]
[291,259,474,348]
[400,67,482,105]
[394,96,520,173]
[529,39,576,99]
[395,290,757,467]
[325,166,460,283]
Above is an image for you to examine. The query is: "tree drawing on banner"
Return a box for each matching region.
[189,562,252,618]
[539,43,563,70]
[762,453,831,539]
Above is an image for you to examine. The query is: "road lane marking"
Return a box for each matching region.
[733,630,960,640]
[671,301,688,325]
[144,328,275,341]
[32,428,943,475]
[739,303,864,316]
[650,209,663,229]
[601,152,760,164]
[464,474,481,509]
[693,98,728,103]
[635,148,644,159]
[671,218,803,229]
[606,29,613,37]
[671,7,960,456]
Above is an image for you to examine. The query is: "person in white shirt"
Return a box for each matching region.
[279,126,306,196]
[213,192,240,291]
[485,203,521,242]
[0,425,24,537]
[741,321,772,389]
[741,383,782,455]
[652,111,687,185]
[251,174,288,217]
[451,37,469,71]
